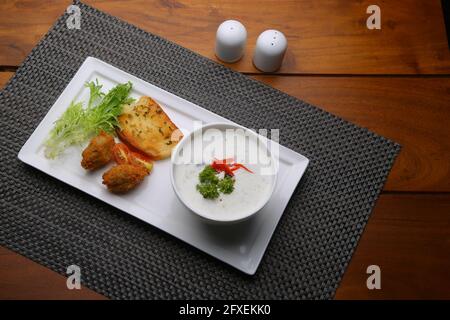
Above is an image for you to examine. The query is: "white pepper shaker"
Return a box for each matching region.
[253,30,287,72]
[215,20,247,63]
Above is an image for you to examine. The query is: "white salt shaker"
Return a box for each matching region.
[215,20,247,63]
[253,30,287,72]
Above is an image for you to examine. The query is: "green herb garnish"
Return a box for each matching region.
[199,165,219,184]
[44,80,134,158]
[218,175,234,194]
[196,165,235,199]
[196,183,220,199]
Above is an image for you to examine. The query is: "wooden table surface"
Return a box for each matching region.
[1,0,449,300]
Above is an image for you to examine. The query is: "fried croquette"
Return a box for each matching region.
[102,164,148,193]
[81,131,115,170]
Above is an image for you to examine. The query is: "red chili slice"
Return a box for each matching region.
[211,158,254,176]
[211,160,235,176]
[213,157,235,164]
[230,163,254,173]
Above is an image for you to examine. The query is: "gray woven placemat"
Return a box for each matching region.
[0,1,400,299]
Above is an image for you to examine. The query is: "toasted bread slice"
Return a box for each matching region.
[117,96,181,160]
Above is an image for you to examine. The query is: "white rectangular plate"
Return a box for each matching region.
[18,57,309,275]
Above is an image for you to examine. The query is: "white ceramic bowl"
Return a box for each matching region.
[170,122,277,224]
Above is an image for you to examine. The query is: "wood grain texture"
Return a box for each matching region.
[1,194,449,299]
[0,70,104,299]
[0,72,13,88]
[252,75,450,192]
[0,0,449,74]
[335,193,450,299]
[0,0,449,299]
[0,247,106,300]
[1,72,450,192]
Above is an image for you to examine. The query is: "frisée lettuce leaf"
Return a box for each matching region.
[44,80,134,158]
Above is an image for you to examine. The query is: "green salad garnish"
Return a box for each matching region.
[44,80,134,158]
[196,165,235,199]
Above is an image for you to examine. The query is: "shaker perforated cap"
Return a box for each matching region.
[253,30,287,72]
[215,20,247,63]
